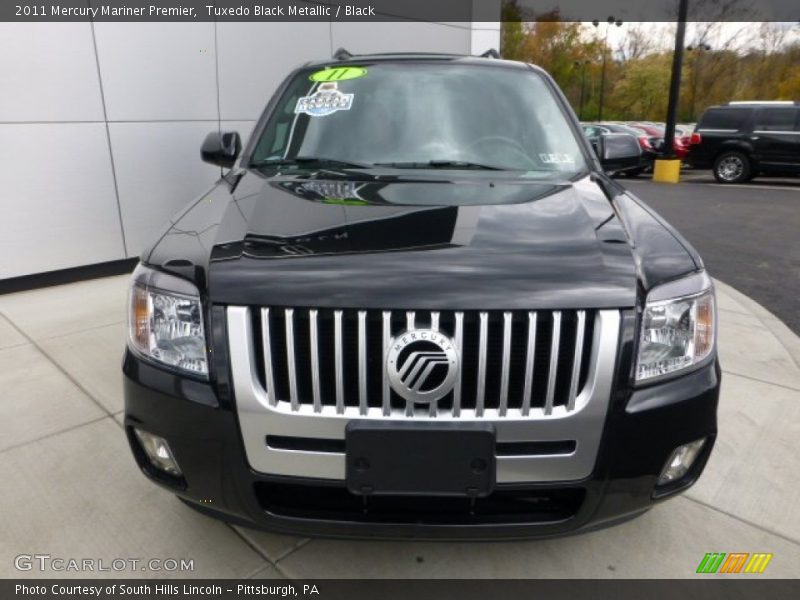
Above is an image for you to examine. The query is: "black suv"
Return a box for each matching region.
[688,102,800,183]
[123,53,719,539]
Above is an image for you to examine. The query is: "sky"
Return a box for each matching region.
[582,21,800,54]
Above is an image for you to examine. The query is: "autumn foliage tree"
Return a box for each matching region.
[500,5,800,122]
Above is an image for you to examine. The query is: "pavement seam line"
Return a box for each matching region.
[243,564,277,579]
[226,525,296,581]
[721,368,800,393]
[717,306,755,317]
[0,341,30,351]
[682,495,800,548]
[273,538,313,564]
[0,309,115,418]
[0,414,111,455]
[34,319,127,342]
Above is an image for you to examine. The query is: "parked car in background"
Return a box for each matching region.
[582,123,651,175]
[672,126,693,160]
[688,101,800,183]
[630,123,667,154]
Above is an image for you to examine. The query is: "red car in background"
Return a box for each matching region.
[631,123,692,160]
[673,126,693,160]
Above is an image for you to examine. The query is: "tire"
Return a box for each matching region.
[713,151,751,183]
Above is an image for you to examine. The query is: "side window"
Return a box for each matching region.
[699,108,749,131]
[754,108,798,132]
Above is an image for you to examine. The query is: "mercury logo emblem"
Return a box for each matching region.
[386,329,459,404]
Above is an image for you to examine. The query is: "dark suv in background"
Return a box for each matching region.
[688,101,800,183]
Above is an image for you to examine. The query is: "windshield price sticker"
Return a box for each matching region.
[309,67,368,82]
[539,153,575,165]
[295,83,354,117]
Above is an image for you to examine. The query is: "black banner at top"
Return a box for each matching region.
[3,0,800,22]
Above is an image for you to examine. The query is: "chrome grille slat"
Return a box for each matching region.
[358,310,367,416]
[258,307,596,419]
[499,311,512,416]
[309,309,321,413]
[522,311,537,416]
[545,311,561,415]
[381,311,391,416]
[476,311,488,417]
[404,310,414,417]
[284,308,299,411]
[429,311,440,416]
[261,308,277,406]
[568,310,586,411]
[453,311,464,417]
[334,310,344,414]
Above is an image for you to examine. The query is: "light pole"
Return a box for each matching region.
[574,59,590,120]
[592,16,622,122]
[653,0,689,183]
[687,43,711,121]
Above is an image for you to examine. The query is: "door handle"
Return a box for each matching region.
[750,136,760,140]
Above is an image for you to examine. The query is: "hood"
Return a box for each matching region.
[146,171,640,310]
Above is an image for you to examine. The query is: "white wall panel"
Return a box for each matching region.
[216,22,331,121]
[470,23,502,55]
[109,122,222,256]
[0,23,104,122]
[93,23,217,121]
[331,22,472,55]
[0,123,124,278]
[2,19,498,277]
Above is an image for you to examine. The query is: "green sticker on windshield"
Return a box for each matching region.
[309,66,367,82]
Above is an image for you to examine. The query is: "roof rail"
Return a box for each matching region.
[332,47,353,60]
[480,48,500,59]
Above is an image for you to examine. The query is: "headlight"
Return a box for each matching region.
[128,265,208,377]
[636,271,716,382]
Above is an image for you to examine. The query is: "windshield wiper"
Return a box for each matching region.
[252,156,372,169]
[373,159,506,171]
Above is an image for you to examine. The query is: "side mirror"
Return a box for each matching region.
[596,133,642,175]
[201,131,241,169]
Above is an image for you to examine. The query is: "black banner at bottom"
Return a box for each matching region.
[3,579,799,600]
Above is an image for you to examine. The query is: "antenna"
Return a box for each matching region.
[480,48,500,59]
[333,47,353,60]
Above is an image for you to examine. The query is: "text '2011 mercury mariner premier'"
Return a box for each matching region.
[124,52,720,539]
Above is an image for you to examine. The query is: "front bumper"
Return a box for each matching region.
[122,308,720,540]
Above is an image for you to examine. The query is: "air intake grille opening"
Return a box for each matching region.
[254,481,585,525]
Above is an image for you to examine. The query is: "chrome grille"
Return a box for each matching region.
[254,308,595,419]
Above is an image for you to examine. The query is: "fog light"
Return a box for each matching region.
[134,429,182,476]
[657,438,706,485]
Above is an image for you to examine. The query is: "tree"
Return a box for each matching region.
[497,0,799,122]
[500,1,525,60]
[607,53,672,120]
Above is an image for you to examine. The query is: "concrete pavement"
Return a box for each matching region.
[0,275,798,579]
[624,176,800,335]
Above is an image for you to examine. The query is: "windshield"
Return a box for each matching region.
[251,62,587,175]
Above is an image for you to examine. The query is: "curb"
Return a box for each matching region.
[714,278,800,371]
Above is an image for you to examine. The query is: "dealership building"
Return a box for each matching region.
[0,16,500,279]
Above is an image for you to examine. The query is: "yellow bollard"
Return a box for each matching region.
[652,159,682,183]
